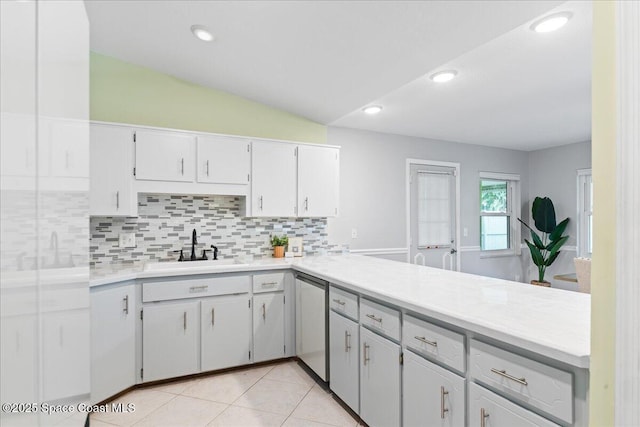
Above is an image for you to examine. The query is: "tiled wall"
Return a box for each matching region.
[90,194,332,267]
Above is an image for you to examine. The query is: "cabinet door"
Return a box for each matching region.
[42,309,91,401]
[90,124,136,216]
[468,382,559,427]
[1,315,37,403]
[253,292,285,362]
[201,295,251,372]
[403,350,465,427]
[91,284,136,403]
[251,141,297,217]
[135,130,195,182]
[143,300,199,382]
[329,311,358,412]
[197,135,250,185]
[49,120,89,178]
[298,145,339,217]
[359,326,400,427]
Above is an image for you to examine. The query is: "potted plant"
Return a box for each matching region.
[270,235,289,258]
[518,197,570,286]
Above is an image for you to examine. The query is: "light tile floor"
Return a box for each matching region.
[91,361,362,427]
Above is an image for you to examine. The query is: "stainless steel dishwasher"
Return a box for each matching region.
[295,274,328,381]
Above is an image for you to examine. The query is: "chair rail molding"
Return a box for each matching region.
[615,2,640,426]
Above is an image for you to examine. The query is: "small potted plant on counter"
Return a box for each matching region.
[518,196,570,286]
[270,235,289,258]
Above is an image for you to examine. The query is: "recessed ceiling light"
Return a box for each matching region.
[430,70,457,83]
[362,105,383,115]
[190,25,214,42]
[531,12,572,33]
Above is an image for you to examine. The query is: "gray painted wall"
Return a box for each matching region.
[326,126,530,281]
[525,141,592,290]
[327,126,591,287]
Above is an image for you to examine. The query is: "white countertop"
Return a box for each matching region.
[91,254,590,368]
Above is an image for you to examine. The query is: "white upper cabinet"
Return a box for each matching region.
[197,135,250,185]
[251,140,297,217]
[90,124,136,216]
[135,129,195,182]
[297,145,339,217]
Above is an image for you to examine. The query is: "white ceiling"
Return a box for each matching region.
[85,0,591,151]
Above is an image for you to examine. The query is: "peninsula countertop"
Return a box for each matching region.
[91,254,590,369]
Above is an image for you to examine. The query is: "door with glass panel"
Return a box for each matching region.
[409,163,458,270]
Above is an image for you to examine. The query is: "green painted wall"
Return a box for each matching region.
[90,52,327,143]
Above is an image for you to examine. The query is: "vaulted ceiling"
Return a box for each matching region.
[86,0,591,151]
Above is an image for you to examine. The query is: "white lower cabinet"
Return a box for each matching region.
[403,350,465,427]
[360,326,401,427]
[201,295,252,372]
[469,382,559,427]
[42,310,91,401]
[253,292,285,363]
[91,284,136,403]
[329,311,359,412]
[143,300,199,382]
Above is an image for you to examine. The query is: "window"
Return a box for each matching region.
[577,169,593,257]
[417,171,454,248]
[479,172,520,255]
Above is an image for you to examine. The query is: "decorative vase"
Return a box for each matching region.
[273,246,285,258]
[531,280,551,287]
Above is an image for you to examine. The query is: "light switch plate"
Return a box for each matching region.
[119,232,136,248]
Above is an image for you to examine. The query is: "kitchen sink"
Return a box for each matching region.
[144,259,249,271]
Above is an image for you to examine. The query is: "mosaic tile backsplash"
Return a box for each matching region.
[90,194,331,268]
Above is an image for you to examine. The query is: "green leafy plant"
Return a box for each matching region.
[518,197,570,283]
[270,235,289,247]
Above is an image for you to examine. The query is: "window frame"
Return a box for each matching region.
[479,172,521,258]
[577,168,593,258]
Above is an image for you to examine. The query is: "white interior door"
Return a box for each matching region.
[409,162,459,270]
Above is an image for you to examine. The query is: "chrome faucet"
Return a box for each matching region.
[190,229,197,261]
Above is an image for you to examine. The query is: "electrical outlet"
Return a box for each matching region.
[463,227,468,237]
[351,229,358,239]
[119,233,136,248]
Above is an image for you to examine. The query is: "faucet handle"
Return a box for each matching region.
[172,249,184,262]
[201,249,211,260]
[210,245,219,260]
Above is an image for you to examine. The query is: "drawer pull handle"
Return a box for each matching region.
[211,308,215,326]
[262,303,266,321]
[189,285,208,293]
[183,312,187,330]
[123,295,129,314]
[415,335,438,347]
[363,343,370,365]
[332,298,346,306]
[366,313,382,323]
[481,408,489,427]
[206,160,210,176]
[440,386,449,419]
[490,368,528,386]
[344,331,351,352]
[261,282,278,288]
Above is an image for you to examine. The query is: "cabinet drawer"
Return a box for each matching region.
[360,298,400,341]
[470,340,573,424]
[142,276,250,302]
[403,314,465,373]
[252,273,284,293]
[329,286,358,320]
[469,382,559,426]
